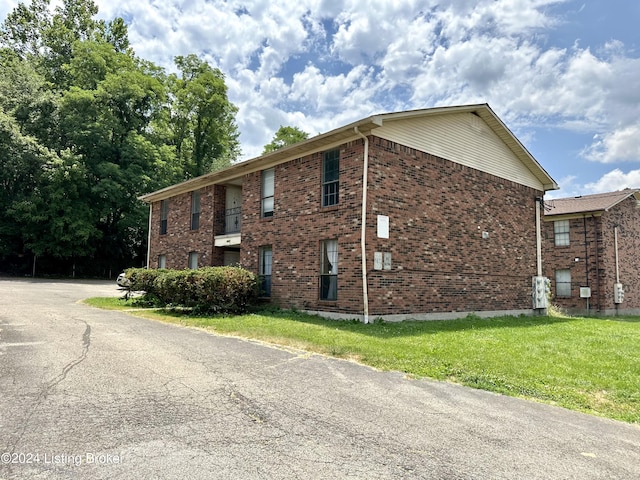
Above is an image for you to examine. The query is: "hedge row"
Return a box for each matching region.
[124,267,259,314]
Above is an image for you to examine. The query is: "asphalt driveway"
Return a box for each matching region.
[0,278,639,479]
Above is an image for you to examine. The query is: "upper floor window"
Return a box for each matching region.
[322,149,339,207]
[160,199,168,235]
[554,220,569,246]
[191,190,200,230]
[262,168,274,217]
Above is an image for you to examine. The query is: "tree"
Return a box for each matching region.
[0,0,50,58]
[58,39,172,271]
[168,54,240,177]
[0,0,127,87]
[0,2,241,276]
[0,48,58,143]
[262,125,309,154]
[0,110,47,259]
[11,151,99,260]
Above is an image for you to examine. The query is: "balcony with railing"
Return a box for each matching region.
[223,207,242,234]
[214,207,242,247]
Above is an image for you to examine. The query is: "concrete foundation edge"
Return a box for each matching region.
[302,309,535,323]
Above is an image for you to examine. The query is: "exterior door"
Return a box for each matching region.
[223,251,240,266]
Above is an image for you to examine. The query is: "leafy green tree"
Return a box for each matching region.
[11,151,99,260]
[168,54,240,177]
[0,48,60,147]
[58,40,172,270]
[1,0,126,87]
[0,2,241,276]
[263,125,309,154]
[0,110,46,258]
[0,0,50,58]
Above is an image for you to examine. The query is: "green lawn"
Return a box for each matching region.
[83,297,640,424]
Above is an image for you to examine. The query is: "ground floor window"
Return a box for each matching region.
[189,251,199,270]
[158,254,166,269]
[555,269,571,297]
[259,245,272,297]
[320,239,338,301]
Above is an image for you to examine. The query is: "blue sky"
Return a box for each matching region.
[2,0,639,198]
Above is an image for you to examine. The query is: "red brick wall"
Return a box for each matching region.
[543,196,640,314]
[241,136,543,317]
[148,185,215,269]
[364,137,541,316]
[600,197,640,312]
[542,216,604,311]
[241,141,366,315]
[147,136,546,318]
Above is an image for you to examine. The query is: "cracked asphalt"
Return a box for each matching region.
[1,278,639,479]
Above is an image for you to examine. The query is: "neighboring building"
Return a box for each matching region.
[139,104,558,321]
[543,189,640,315]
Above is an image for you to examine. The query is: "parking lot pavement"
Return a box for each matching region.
[1,278,639,479]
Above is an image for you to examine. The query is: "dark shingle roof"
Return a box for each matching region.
[544,189,640,216]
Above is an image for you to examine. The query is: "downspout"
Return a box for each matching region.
[614,226,620,283]
[614,225,620,313]
[355,127,370,324]
[583,215,590,313]
[583,216,589,287]
[535,197,543,277]
[595,218,601,311]
[146,203,153,268]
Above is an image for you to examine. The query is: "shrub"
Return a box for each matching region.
[123,267,258,314]
[125,268,162,295]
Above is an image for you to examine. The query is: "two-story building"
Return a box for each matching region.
[543,189,640,315]
[139,104,558,321]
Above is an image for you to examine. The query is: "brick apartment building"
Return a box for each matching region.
[139,104,558,321]
[543,189,640,315]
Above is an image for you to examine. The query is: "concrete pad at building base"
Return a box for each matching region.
[304,309,535,322]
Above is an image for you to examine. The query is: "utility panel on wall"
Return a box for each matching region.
[377,215,389,239]
[374,252,383,270]
[383,252,392,270]
[374,252,392,270]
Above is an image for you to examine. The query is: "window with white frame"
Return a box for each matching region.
[554,220,570,246]
[188,251,199,270]
[259,245,272,297]
[191,190,200,230]
[322,149,339,207]
[320,239,338,300]
[160,199,168,235]
[555,269,571,297]
[262,168,274,217]
[158,254,166,269]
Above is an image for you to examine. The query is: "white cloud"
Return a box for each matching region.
[582,126,640,163]
[584,169,640,193]
[2,0,640,173]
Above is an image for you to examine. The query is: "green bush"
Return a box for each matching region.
[123,267,258,314]
[125,268,162,295]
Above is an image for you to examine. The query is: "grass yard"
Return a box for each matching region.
[84,297,640,424]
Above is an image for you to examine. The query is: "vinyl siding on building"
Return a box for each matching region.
[372,112,544,190]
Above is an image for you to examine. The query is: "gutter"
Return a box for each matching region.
[354,127,370,324]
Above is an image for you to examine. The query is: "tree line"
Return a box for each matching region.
[0,0,240,277]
